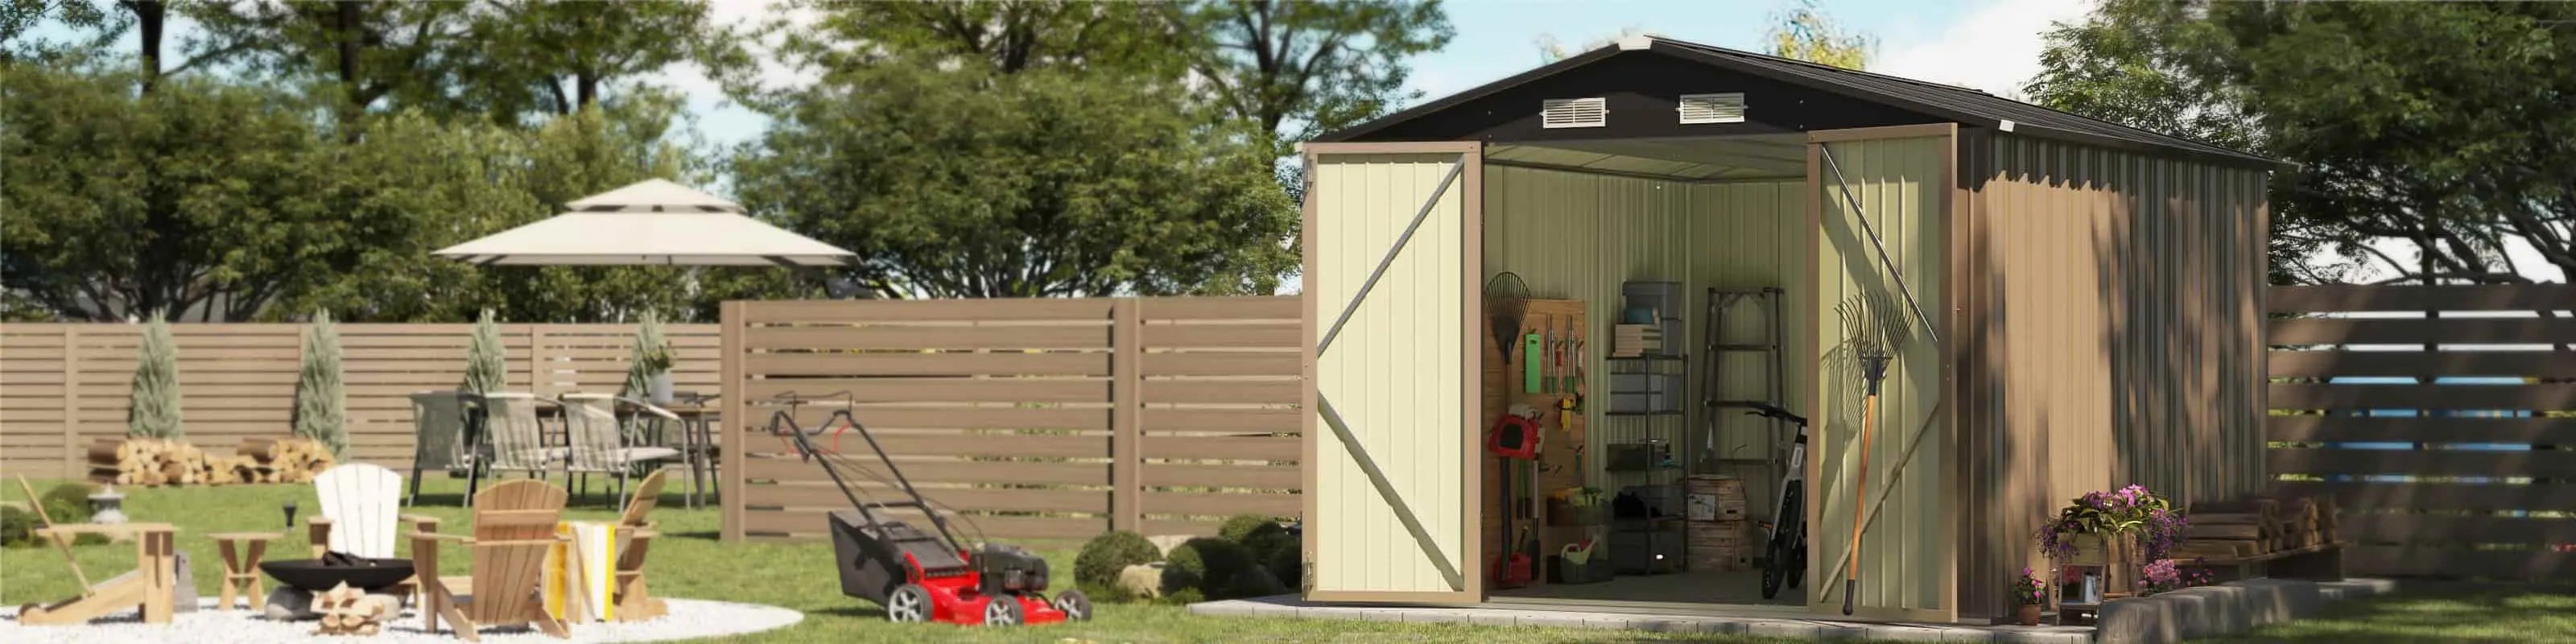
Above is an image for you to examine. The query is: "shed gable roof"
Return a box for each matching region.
[1318,36,2282,171]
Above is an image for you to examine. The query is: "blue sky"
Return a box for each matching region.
[671,0,2084,150]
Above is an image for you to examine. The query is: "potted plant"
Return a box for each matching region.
[2010,567,2047,625]
[2137,558,2212,596]
[625,311,675,404]
[2036,484,2187,597]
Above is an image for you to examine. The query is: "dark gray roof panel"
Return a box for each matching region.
[1316,36,2281,170]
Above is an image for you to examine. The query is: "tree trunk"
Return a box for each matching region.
[577,73,599,110]
[126,1,167,92]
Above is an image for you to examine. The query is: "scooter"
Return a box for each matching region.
[1745,402,1810,600]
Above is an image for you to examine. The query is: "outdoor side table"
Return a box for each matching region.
[210,531,285,612]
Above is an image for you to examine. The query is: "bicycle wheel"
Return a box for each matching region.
[1760,534,1790,599]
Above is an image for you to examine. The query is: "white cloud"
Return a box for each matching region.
[1871,0,2090,98]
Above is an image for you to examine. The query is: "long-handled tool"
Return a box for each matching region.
[1836,295,1906,616]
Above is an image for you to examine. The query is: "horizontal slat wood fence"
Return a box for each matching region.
[720,297,1302,543]
[2264,283,2576,580]
[0,323,716,478]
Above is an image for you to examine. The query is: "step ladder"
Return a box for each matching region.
[1697,287,1787,481]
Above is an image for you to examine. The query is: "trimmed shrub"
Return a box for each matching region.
[1074,530,1162,599]
[1167,537,1261,599]
[128,312,184,440]
[1224,565,1289,599]
[1160,587,1204,606]
[39,483,93,524]
[293,310,349,460]
[1161,540,1205,597]
[1265,542,1302,590]
[2,506,34,547]
[1218,514,1283,543]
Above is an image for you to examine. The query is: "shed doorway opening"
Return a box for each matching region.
[1475,133,1814,615]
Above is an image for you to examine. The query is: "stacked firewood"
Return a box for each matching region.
[86,437,336,486]
[312,582,392,636]
[241,437,336,484]
[2174,494,2340,559]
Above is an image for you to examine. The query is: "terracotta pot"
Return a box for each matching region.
[2015,605,2043,626]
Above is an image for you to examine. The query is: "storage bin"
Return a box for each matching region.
[1622,281,1683,318]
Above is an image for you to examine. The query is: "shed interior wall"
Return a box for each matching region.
[1482,165,1811,521]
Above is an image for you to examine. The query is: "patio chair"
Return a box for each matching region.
[408,390,479,506]
[558,394,681,506]
[410,479,572,642]
[609,469,670,621]
[472,393,561,496]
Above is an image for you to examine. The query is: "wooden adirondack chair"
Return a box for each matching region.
[611,469,668,621]
[13,476,178,626]
[411,480,572,642]
[309,464,443,559]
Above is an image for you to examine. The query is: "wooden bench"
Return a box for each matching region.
[2178,541,2346,584]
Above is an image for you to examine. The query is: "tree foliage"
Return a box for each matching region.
[1765,0,1872,69]
[738,63,1295,298]
[2026,0,2576,284]
[2,65,336,322]
[127,312,182,440]
[294,310,349,459]
[1172,0,1455,155]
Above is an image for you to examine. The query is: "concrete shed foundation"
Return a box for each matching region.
[1189,578,2392,643]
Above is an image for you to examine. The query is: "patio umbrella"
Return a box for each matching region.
[433,179,856,266]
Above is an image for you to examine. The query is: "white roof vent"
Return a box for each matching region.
[1678,93,1746,125]
[1542,97,1608,129]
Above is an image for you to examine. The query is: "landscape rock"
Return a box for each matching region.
[171,551,197,613]
[1146,535,1193,557]
[1117,564,1166,599]
[263,588,312,621]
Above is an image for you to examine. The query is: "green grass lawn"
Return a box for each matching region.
[2,475,1801,643]
[2194,583,2576,644]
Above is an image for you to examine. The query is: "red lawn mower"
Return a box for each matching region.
[767,392,1091,626]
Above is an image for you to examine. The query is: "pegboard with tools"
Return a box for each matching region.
[1480,297,1591,586]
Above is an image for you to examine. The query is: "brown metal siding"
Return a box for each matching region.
[1955,134,2267,619]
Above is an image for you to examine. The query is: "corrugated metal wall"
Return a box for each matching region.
[1309,152,1473,597]
[1481,167,1810,527]
[1956,132,2267,617]
[1812,136,1951,618]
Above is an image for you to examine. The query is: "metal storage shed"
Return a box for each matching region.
[1297,35,2282,623]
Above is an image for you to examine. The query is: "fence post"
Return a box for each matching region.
[1110,299,1144,534]
[720,301,745,543]
[61,325,80,480]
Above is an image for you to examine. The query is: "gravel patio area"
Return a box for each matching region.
[0,597,802,643]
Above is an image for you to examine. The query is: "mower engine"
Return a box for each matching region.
[974,544,1051,595]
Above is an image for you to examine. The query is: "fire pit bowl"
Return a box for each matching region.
[260,558,418,592]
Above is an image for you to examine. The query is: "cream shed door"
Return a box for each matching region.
[1300,142,1482,603]
[1806,126,1955,623]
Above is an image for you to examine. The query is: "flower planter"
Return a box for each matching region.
[2015,605,2042,626]
[2057,531,2136,598]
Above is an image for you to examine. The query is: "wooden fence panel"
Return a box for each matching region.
[0,322,719,480]
[720,296,1302,544]
[2265,283,2576,580]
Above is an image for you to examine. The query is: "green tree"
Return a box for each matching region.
[738,64,1297,297]
[2024,1,2576,284]
[1,64,338,321]
[2,0,130,65]
[465,309,507,394]
[127,312,182,440]
[1169,0,1455,155]
[1765,0,1872,69]
[294,310,349,459]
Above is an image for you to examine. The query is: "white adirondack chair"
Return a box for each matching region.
[308,464,441,560]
